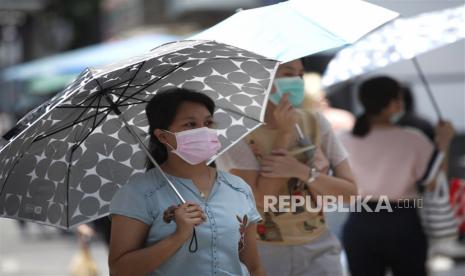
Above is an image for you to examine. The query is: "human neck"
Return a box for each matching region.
[370,115,393,127]
[161,155,208,179]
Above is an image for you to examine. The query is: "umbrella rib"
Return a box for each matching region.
[33,108,111,142]
[56,104,111,109]
[65,145,78,229]
[115,100,147,106]
[93,71,152,108]
[0,151,28,195]
[73,108,113,150]
[56,101,147,109]
[114,78,159,106]
[115,101,147,106]
[57,94,107,109]
[115,61,146,105]
[106,91,149,103]
[115,62,187,107]
[36,86,113,142]
[92,93,103,132]
[64,106,114,228]
[89,60,148,107]
[56,90,102,130]
[108,84,148,90]
[95,63,148,91]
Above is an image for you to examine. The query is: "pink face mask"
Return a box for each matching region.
[163,127,221,165]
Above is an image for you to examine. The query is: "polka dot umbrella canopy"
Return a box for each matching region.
[0,40,279,229]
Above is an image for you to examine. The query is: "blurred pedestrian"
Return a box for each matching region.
[340,76,455,276]
[0,112,15,139]
[216,59,357,276]
[108,88,264,275]
[76,217,111,248]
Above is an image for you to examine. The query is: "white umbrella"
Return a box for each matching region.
[322,4,465,119]
[191,0,398,63]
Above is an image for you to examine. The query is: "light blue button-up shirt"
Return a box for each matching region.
[110,168,261,276]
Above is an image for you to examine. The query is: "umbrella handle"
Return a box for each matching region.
[412,57,443,121]
[105,95,186,204]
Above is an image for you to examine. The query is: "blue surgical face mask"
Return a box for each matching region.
[390,107,405,124]
[269,77,305,107]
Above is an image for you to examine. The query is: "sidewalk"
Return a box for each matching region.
[0,218,109,276]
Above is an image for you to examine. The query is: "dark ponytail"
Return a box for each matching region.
[352,76,403,137]
[352,113,371,137]
[145,87,215,169]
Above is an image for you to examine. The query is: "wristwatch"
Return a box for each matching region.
[306,167,320,186]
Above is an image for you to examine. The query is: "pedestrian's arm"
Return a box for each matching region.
[305,159,357,202]
[239,223,266,276]
[108,215,186,276]
[259,150,357,201]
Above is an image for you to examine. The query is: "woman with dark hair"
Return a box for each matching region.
[340,76,454,276]
[108,87,264,276]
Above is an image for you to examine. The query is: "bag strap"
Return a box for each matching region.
[417,148,445,193]
[434,171,451,199]
[296,109,320,147]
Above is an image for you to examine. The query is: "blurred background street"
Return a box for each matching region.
[0,218,109,276]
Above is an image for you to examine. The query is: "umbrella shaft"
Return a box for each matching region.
[412,58,443,120]
[105,95,186,204]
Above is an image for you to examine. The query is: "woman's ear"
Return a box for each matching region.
[154,129,176,150]
[384,100,399,115]
[391,98,404,114]
[154,129,168,144]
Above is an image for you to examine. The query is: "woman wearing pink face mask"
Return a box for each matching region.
[108,88,265,276]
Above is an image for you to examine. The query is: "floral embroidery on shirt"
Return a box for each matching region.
[237,214,248,251]
[163,205,178,223]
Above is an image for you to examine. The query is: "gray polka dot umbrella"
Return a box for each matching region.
[0,40,279,229]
